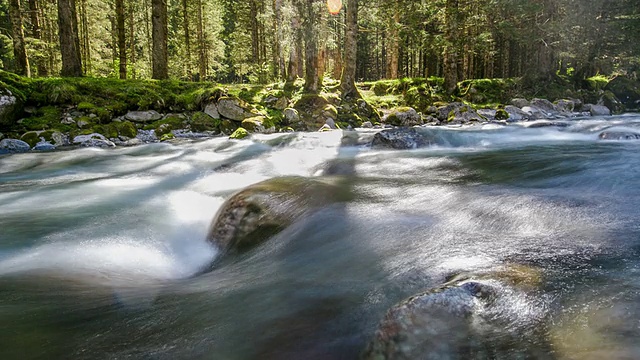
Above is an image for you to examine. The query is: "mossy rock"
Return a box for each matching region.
[114,121,137,138]
[75,116,94,129]
[601,91,625,114]
[77,102,96,112]
[495,108,510,120]
[206,176,352,254]
[91,124,119,139]
[229,127,249,139]
[604,76,640,109]
[20,131,41,148]
[160,133,175,141]
[191,111,221,132]
[20,106,65,131]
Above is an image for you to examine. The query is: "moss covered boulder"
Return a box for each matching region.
[241,116,266,133]
[229,127,249,139]
[0,86,24,128]
[605,76,640,110]
[191,111,221,132]
[384,107,422,127]
[217,96,258,121]
[206,176,351,255]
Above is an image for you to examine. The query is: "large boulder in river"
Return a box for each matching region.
[384,107,422,127]
[362,265,545,360]
[504,105,530,121]
[436,103,483,124]
[586,104,611,116]
[0,138,30,153]
[371,128,433,150]
[605,76,640,109]
[206,176,352,254]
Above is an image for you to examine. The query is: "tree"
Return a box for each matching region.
[340,0,359,100]
[8,0,30,76]
[152,0,168,79]
[443,0,459,94]
[299,0,321,93]
[58,0,83,76]
[116,0,126,79]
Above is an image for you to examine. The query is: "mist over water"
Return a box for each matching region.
[1,117,639,359]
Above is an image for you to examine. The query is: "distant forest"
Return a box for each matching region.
[1,0,638,88]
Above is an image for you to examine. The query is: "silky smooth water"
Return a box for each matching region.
[1,116,639,359]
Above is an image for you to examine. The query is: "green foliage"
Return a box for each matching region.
[191,112,221,132]
[229,127,249,139]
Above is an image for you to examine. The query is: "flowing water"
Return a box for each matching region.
[1,115,640,359]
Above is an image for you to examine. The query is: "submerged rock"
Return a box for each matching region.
[206,176,351,254]
[371,128,432,150]
[362,264,546,360]
[598,131,640,140]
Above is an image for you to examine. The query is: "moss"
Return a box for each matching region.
[191,111,221,132]
[586,75,610,91]
[20,106,65,131]
[323,104,338,118]
[220,119,238,135]
[75,116,94,129]
[77,102,96,111]
[113,121,137,138]
[229,127,249,139]
[92,124,118,139]
[495,109,510,120]
[20,132,40,148]
[160,133,175,141]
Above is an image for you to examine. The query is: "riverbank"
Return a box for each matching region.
[0,71,638,153]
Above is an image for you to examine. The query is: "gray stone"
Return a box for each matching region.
[436,103,484,124]
[124,110,163,123]
[555,99,576,113]
[325,118,337,129]
[598,131,640,140]
[385,107,422,127]
[241,116,266,133]
[504,105,530,121]
[33,141,56,151]
[511,98,530,108]
[0,139,30,153]
[530,98,559,115]
[0,88,22,128]
[122,138,144,146]
[136,129,158,142]
[521,106,549,120]
[61,117,76,125]
[284,108,300,123]
[73,133,106,144]
[51,132,69,147]
[361,121,373,129]
[204,103,220,119]
[217,97,255,121]
[477,109,497,121]
[587,104,611,116]
[80,139,116,148]
[76,119,90,129]
[371,128,432,150]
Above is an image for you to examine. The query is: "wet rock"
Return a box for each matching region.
[33,141,56,151]
[80,138,116,148]
[511,98,530,108]
[0,88,23,128]
[217,96,256,121]
[241,116,266,133]
[436,103,483,124]
[363,265,546,360]
[0,138,30,153]
[73,133,106,144]
[526,120,570,128]
[229,127,249,139]
[361,121,373,129]
[204,102,220,119]
[385,107,422,127]
[136,129,158,142]
[125,110,163,123]
[555,99,576,113]
[598,131,640,140]
[284,108,300,124]
[371,128,432,150]
[477,109,496,121]
[604,76,640,109]
[530,98,559,115]
[51,132,70,147]
[206,176,351,254]
[521,105,549,120]
[586,104,611,116]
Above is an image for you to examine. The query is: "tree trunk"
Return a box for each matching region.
[79,0,90,75]
[196,0,207,79]
[387,4,399,79]
[28,0,47,76]
[58,0,82,76]
[340,0,359,100]
[182,0,191,77]
[272,0,285,79]
[443,0,459,94]
[301,0,320,93]
[9,0,30,77]
[116,0,126,79]
[151,0,168,79]
[129,0,136,79]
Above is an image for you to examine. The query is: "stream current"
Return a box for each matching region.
[1,115,640,359]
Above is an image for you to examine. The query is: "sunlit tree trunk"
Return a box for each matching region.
[116,0,127,79]
[340,0,359,100]
[196,0,207,79]
[58,0,82,76]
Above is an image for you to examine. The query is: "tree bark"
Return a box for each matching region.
[443,0,459,94]
[9,0,30,77]
[182,0,191,77]
[387,4,399,79]
[116,0,126,78]
[301,0,320,93]
[340,0,359,100]
[28,0,47,76]
[196,0,207,79]
[58,0,82,76]
[152,0,168,79]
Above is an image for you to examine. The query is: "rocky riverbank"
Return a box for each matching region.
[1,71,639,154]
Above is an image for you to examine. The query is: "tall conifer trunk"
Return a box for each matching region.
[58,0,82,76]
[340,0,359,100]
[9,0,30,77]
[152,0,168,79]
[116,0,127,79]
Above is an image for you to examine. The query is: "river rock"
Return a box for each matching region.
[363,265,545,360]
[385,107,422,127]
[284,108,300,124]
[598,131,640,140]
[33,141,56,151]
[525,120,570,128]
[51,132,70,146]
[206,176,351,254]
[204,102,220,119]
[477,109,496,121]
[511,98,530,108]
[436,103,483,124]
[0,138,30,153]
[604,76,640,109]
[361,121,373,129]
[80,139,116,148]
[504,105,530,121]
[587,104,611,116]
[241,116,266,133]
[555,99,576,113]
[521,105,549,120]
[530,98,559,115]
[371,128,432,150]
[136,129,158,142]
[0,88,23,128]
[125,110,163,123]
[73,133,106,144]
[217,96,255,121]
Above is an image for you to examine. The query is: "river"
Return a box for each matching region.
[1,115,639,359]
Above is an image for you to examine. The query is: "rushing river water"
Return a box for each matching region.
[1,115,640,359]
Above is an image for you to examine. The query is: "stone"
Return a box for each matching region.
[600,91,625,114]
[284,108,300,124]
[511,98,530,108]
[587,104,611,116]
[598,131,640,140]
[274,96,289,110]
[61,117,76,125]
[0,139,30,153]
[0,88,23,128]
[530,98,559,115]
[229,127,249,139]
[385,107,422,127]
[33,141,56,151]
[204,102,220,119]
[51,132,69,147]
[241,116,266,133]
[371,128,433,150]
[555,99,576,114]
[217,96,255,121]
[121,138,144,146]
[477,109,497,121]
[136,129,158,142]
[318,124,332,132]
[206,176,350,254]
[80,139,116,148]
[436,103,484,124]
[525,120,570,128]
[76,119,90,129]
[325,118,337,129]
[124,110,163,123]
[604,76,640,109]
[504,105,530,121]
[361,121,373,129]
[73,133,106,144]
[521,106,549,120]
